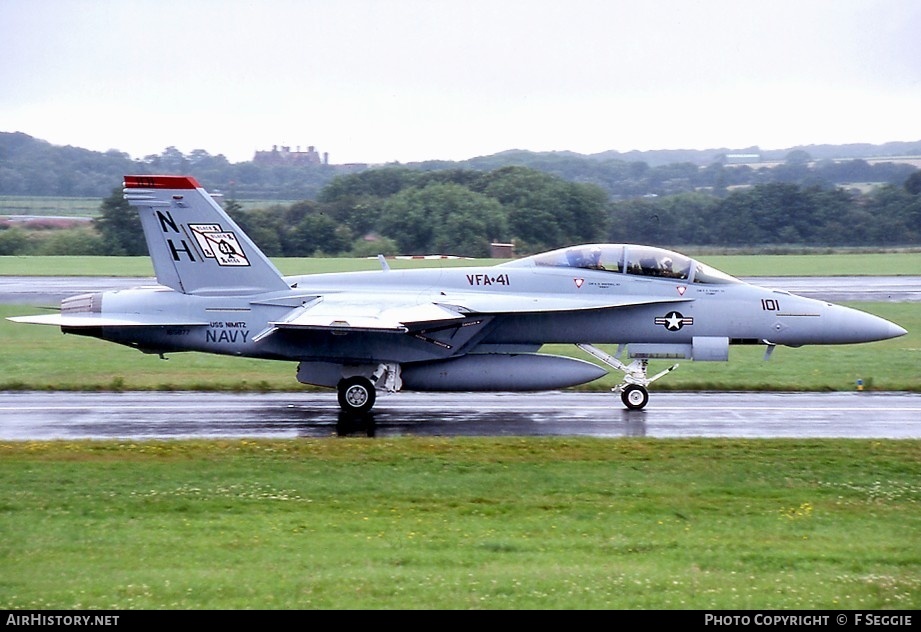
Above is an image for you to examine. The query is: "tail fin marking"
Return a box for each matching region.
[123,175,290,296]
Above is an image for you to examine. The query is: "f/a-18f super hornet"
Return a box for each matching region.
[9,175,907,413]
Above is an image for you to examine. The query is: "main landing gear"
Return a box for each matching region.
[337,376,376,413]
[577,343,678,410]
[335,363,401,414]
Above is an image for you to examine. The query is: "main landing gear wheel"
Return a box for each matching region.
[337,376,376,414]
[620,384,649,410]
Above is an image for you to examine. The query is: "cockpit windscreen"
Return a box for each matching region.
[506,244,740,284]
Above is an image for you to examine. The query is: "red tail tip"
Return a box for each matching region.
[124,175,201,189]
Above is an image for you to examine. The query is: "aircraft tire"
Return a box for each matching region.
[337,376,376,413]
[621,384,649,410]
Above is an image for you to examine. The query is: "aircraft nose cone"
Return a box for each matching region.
[865,314,907,341]
[837,307,907,343]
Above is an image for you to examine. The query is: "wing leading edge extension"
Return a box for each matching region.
[435,291,693,314]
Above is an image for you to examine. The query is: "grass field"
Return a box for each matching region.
[1,438,919,609]
[2,251,921,277]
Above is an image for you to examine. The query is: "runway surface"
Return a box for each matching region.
[1,391,919,440]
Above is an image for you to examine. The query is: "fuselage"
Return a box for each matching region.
[12,174,906,410]
[77,244,906,364]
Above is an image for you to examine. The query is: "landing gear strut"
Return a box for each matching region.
[577,344,678,411]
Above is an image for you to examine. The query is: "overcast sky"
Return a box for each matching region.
[2,0,920,165]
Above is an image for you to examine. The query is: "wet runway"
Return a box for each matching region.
[1,391,919,440]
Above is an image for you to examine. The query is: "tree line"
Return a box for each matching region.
[3,166,920,257]
[3,131,920,201]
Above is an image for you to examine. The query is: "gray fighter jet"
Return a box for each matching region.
[9,175,907,413]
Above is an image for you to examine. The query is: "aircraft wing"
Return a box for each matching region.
[7,313,209,327]
[268,295,466,333]
[263,291,690,335]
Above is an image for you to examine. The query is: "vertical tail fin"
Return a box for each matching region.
[123,175,290,295]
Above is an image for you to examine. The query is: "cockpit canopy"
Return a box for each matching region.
[502,244,740,284]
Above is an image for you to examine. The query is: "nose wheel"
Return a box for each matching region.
[620,384,649,410]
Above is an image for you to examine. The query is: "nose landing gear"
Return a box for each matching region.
[576,343,678,410]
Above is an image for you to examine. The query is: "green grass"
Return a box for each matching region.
[1,438,918,609]
[2,252,921,277]
[2,303,918,393]
[0,196,103,218]
[698,252,921,277]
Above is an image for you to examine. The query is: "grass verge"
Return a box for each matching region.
[2,252,921,277]
[1,438,919,609]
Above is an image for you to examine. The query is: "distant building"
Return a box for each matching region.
[724,153,762,165]
[253,145,329,166]
[490,242,515,258]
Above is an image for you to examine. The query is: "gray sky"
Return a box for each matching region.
[2,0,920,164]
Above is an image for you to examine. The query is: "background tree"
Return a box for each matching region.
[475,166,607,252]
[608,192,717,245]
[905,170,921,195]
[92,187,146,255]
[288,213,352,256]
[785,149,812,165]
[862,184,921,245]
[379,183,507,256]
[226,202,285,256]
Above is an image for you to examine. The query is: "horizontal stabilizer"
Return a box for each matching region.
[7,313,208,328]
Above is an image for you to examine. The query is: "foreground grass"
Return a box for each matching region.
[2,303,918,393]
[1,438,918,609]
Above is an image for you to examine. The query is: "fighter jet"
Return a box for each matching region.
[9,175,907,413]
